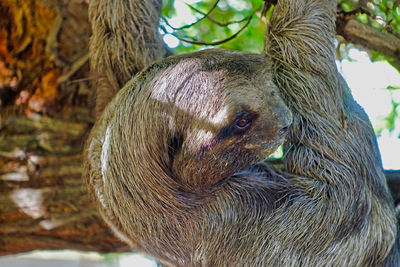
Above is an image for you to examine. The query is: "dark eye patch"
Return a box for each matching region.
[215,111,258,141]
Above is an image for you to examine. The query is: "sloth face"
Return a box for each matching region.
[171,80,292,190]
[145,50,292,191]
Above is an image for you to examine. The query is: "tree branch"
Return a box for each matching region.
[336,16,400,70]
[162,0,220,31]
[0,112,130,256]
[186,2,250,27]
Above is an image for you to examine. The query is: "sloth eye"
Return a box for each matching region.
[233,112,255,133]
[235,118,251,129]
[215,111,257,141]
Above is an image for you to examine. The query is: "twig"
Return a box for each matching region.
[45,13,67,67]
[262,0,277,17]
[164,0,220,31]
[57,53,89,84]
[336,17,400,70]
[186,3,250,27]
[170,15,253,46]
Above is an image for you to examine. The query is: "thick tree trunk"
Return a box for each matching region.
[0,114,130,255]
[0,0,399,256]
[0,0,128,255]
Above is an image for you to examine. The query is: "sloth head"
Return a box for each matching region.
[87,49,292,198]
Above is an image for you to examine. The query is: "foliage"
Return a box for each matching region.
[161,0,265,53]
[380,86,400,137]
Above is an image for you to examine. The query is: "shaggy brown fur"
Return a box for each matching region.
[89,0,167,116]
[85,0,399,266]
[265,0,399,265]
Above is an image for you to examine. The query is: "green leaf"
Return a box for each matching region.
[369,51,386,62]
[393,6,400,21]
[162,0,176,17]
[383,99,399,132]
[356,13,369,24]
[379,1,388,12]
[341,1,354,12]
[386,86,400,90]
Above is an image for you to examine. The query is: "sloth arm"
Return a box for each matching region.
[262,1,398,258]
[266,0,393,205]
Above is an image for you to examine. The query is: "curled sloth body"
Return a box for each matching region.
[86,0,399,266]
[86,48,397,266]
[86,50,293,262]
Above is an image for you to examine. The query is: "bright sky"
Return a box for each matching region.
[118,254,158,267]
[338,49,400,170]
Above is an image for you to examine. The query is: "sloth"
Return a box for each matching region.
[85,0,398,265]
[85,49,293,253]
[85,48,296,264]
[85,49,397,266]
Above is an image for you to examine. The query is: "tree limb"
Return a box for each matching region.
[336,16,400,70]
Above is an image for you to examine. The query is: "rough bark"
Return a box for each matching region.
[0,113,131,255]
[0,0,128,255]
[0,0,399,257]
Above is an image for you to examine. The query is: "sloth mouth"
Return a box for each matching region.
[260,136,285,150]
[244,135,286,150]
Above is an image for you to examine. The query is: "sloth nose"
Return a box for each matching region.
[278,126,289,137]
